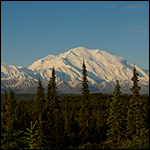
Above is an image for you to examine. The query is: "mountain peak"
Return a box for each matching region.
[1,47,149,94]
[27,47,148,82]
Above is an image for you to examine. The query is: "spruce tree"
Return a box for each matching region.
[50,67,58,108]
[1,88,7,119]
[79,60,94,144]
[51,68,64,148]
[44,69,54,147]
[45,67,64,148]
[45,67,58,109]
[3,88,8,108]
[46,81,51,105]
[24,120,38,149]
[36,113,47,149]
[1,88,18,149]
[34,78,45,120]
[105,80,125,148]
[126,65,147,147]
[64,95,72,136]
[1,89,8,148]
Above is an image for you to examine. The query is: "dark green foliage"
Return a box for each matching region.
[64,95,73,137]
[79,60,95,144]
[119,128,149,149]
[78,142,100,149]
[124,66,149,149]
[51,108,65,148]
[130,66,141,95]
[36,113,47,149]
[1,91,149,149]
[46,67,57,107]
[126,66,147,140]
[1,65,149,149]
[43,69,55,147]
[50,68,64,148]
[82,60,89,96]
[105,80,126,148]
[1,88,20,149]
[45,67,65,148]
[1,89,7,126]
[24,120,38,149]
[34,78,45,120]
[3,88,8,108]
[46,82,51,104]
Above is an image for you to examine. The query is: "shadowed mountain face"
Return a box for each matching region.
[1,47,149,94]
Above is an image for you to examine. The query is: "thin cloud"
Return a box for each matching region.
[111,5,117,9]
[129,27,149,35]
[136,30,140,33]
[129,29,141,34]
[124,4,146,9]
[129,28,136,33]
[128,25,148,34]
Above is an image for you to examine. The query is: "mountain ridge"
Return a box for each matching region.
[1,47,149,94]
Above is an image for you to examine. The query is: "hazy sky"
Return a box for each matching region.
[1,1,149,69]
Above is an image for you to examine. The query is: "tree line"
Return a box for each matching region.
[1,60,149,149]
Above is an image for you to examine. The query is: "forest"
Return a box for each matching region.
[1,61,149,149]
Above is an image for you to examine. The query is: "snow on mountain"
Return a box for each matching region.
[28,47,149,84]
[1,47,149,94]
[143,69,149,76]
[1,63,38,80]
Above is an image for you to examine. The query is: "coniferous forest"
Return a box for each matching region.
[1,61,149,149]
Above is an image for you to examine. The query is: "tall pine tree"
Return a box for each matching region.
[1,88,19,149]
[79,60,94,145]
[105,80,125,148]
[126,65,147,148]
[1,88,8,148]
[44,67,64,148]
[34,78,45,121]
[1,88,8,118]
[64,95,72,137]
[36,113,47,149]
[3,88,8,111]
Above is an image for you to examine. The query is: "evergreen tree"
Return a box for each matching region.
[3,88,8,109]
[64,95,72,136]
[45,67,58,110]
[24,120,38,149]
[126,65,147,147]
[51,68,64,148]
[36,113,47,149]
[82,60,89,99]
[44,67,55,145]
[63,95,76,148]
[1,88,18,149]
[14,101,27,148]
[45,67,65,148]
[46,81,51,105]
[1,89,8,148]
[50,67,58,109]
[79,60,94,144]
[1,88,7,121]
[34,78,45,120]
[52,108,65,148]
[45,67,56,106]
[105,80,125,148]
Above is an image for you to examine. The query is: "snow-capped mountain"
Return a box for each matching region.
[1,47,149,94]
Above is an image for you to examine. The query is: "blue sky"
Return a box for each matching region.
[1,1,149,69]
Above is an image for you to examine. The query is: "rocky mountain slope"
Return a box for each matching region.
[1,47,149,94]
